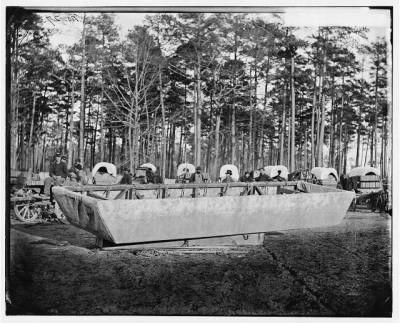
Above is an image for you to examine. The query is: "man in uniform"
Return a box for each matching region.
[256,168,271,182]
[240,171,253,182]
[190,166,208,183]
[68,159,83,183]
[120,167,133,184]
[190,166,208,197]
[44,152,68,196]
[272,170,285,182]
[222,169,235,183]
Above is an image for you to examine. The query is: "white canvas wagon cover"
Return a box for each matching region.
[311,167,339,181]
[92,162,117,177]
[177,163,196,177]
[348,167,380,178]
[220,164,239,182]
[141,163,157,173]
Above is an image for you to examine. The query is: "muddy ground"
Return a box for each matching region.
[7,210,392,316]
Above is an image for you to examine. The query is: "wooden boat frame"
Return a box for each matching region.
[53,181,355,248]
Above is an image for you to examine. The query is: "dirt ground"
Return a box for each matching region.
[6,210,392,316]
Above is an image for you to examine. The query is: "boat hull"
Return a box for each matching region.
[53,183,354,245]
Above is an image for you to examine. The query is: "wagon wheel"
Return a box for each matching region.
[53,202,69,224]
[14,203,41,222]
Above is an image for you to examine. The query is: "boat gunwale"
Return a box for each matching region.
[62,181,302,193]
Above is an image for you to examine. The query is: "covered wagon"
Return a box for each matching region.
[310,167,339,188]
[176,163,195,183]
[344,167,384,212]
[92,162,120,185]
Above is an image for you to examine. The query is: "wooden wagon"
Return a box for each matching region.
[343,167,385,212]
[9,169,67,222]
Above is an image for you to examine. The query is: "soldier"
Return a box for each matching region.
[190,166,208,198]
[69,159,83,182]
[145,168,154,184]
[120,167,133,185]
[256,168,271,182]
[222,169,235,183]
[240,171,253,182]
[272,170,285,182]
[190,166,208,183]
[44,152,68,197]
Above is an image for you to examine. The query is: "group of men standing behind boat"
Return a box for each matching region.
[44,151,286,193]
[177,165,286,184]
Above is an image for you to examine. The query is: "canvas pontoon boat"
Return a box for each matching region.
[53,181,354,248]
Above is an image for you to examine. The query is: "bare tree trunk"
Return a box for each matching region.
[79,14,87,164]
[193,74,198,166]
[214,112,221,180]
[355,118,362,168]
[316,62,322,166]
[287,114,290,168]
[169,123,176,178]
[318,47,327,167]
[92,105,100,167]
[99,33,105,162]
[290,56,296,172]
[99,89,105,162]
[279,84,286,165]
[385,98,392,209]
[373,58,379,167]
[159,65,166,180]
[178,127,183,164]
[380,125,384,175]
[231,31,238,166]
[364,128,371,167]
[369,126,374,167]
[338,92,344,174]
[253,62,258,168]
[329,73,335,167]
[67,71,75,169]
[311,72,317,169]
[194,60,202,167]
[231,101,236,165]
[261,57,270,167]
[28,94,37,169]
[343,129,349,174]
[9,25,19,170]
[248,67,253,169]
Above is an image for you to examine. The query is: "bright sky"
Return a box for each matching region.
[40,7,391,48]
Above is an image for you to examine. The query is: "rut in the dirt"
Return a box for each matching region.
[263,245,335,315]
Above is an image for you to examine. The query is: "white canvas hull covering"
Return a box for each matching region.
[53,182,354,246]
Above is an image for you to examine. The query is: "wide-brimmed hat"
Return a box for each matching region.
[55,152,61,157]
[225,170,232,175]
[196,166,201,171]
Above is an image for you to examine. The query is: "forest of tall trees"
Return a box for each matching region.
[6,10,391,181]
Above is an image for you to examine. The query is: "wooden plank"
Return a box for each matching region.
[63,181,299,192]
[114,189,129,200]
[87,192,109,200]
